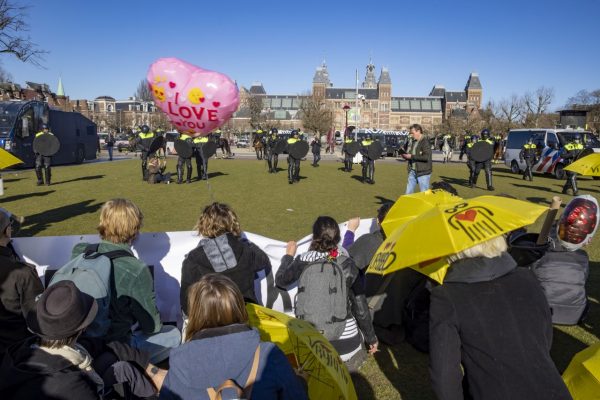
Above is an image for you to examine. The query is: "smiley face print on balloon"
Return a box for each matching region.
[147,58,240,136]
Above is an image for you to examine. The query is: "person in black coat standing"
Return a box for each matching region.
[429,234,572,400]
[180,202,271,314]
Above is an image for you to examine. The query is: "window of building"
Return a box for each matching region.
[432,100,442,110]
[410,100,420,110]
[107,104,113,112]
[391,100,399,109]
[271,98,281,108]
[281,98,292,108]
[421,100,432,110]
[380,103,388,112]
[136,105,141,111]
[292,98,300,108]
[274,110,287,119]
[400,100,410,110]
[262,98,270,108]
[345,91,356,99]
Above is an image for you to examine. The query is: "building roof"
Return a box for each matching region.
[312,61,330,85]
[391,97,443,112]
[445,91,466,103]
[465,72,482,91]
[429,85,446,97]
[249,82,266,95]
[326,88,379,100]
[378,67,391,85]
[56,77,65,97]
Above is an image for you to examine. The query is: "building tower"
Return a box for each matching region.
[378,67,392,129]
[465,72,482,111]
[312,61,330,98]
[362,59,377,89]
[56,77,65,97]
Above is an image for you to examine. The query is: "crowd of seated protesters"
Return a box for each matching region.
[1,185,596,399]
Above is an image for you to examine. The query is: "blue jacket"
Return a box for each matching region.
[159,324,307,400]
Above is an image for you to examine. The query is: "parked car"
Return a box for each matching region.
[236,139,249,148]
[115,134,132,152]
[504,129,600,179]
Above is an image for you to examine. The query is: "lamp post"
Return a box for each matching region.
[343,103,351,134]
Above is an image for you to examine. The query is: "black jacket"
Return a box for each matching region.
[407,137,432,177]
[0,338,101,400]
[181,233,271,314]
[429,253,571,400]
[275,250,377,345]
[0,245,44,353]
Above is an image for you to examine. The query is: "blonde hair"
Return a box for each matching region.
[195,202,241,238]
[447,235,507,264]
[97,199,143,244]
[185,274,248,341]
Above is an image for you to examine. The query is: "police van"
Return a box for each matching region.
[504,129,600,179]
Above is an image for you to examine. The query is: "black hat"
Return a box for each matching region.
[27,281,98,340]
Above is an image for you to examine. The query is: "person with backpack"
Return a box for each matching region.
[180,202,271,315]
[67,199,180,363]
[0,208,44,353]
[160,274,307,400]
[275,216,378,362]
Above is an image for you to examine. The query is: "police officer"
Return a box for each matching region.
[176,132,194,184]
[459,134,471,161]
[360,133,376,184]
[561,134,585,195]
[34,124,54,186]
[466,134,478,187]
[519,137,537,181]
[342,134,356,172]
[286,130,301,184]
[473,129,495,191]
[265,128,279,173]
[136,125,156,181]
[193,135,210,180]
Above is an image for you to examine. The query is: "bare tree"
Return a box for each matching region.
[135,79,153,101]
[300,94,333,135]
[565,88,600,132]
[523,87,554,128]
[0,62,11,81]
[498,94,524,130]
[0,0,46,66]
[246,95,265,129]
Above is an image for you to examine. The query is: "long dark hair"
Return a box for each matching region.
[309,216,340,252]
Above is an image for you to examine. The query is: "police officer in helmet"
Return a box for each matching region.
[561,133,585,195]
[359,133,376,184]
[519,136,537,181]
[470,129,495,191]
[286,130,301,184]
[34,124,54,186]
[135,124,156,181]
[266,128,279,173]
[342,128,356,172]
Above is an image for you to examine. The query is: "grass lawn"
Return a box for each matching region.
[1,156,599,399]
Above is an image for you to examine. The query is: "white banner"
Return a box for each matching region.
[12,219,378,323]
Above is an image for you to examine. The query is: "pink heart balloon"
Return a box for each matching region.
[147,57,239,136]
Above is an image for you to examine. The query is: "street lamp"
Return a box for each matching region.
[343,103,351,134]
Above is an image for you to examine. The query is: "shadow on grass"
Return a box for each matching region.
[551,328,587,373]
[512,183,562,193]
[2,177,24,183]
[53,174,105,185]
[438,175,469,187]
[373,342,435,400]
[374,195,395,205]
[1,190,55,203]
[195,172,229,181]
[352,372,376,400]
[351,175,366,183]
[19,200,102,236]
[526,197,552,206]
[581,261,600,339]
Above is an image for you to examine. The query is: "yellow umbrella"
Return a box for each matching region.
[562,342,600,399]
[246,303,357,400]
[0,148,23,170]
[564,153,600,176]
[381,189,461,236]
[367,196,548,283]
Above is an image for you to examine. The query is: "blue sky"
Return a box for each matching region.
[3,0,599,109]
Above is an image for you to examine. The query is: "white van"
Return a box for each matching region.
[504,129,600,179]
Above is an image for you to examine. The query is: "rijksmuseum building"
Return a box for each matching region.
[232,61,483,133]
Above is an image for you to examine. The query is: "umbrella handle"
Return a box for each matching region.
[536,196,562,245]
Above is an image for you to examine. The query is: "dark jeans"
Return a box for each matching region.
[312,152,321,165]
[107,146,114,161]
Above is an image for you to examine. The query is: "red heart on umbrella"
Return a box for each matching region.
[175,121,181,126]
[169,82,176,88]
[455,209,477,222]
[212,101,220,107]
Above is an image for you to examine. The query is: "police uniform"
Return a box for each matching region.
[472,130,495,191]
[519,141,537,181]
[265,130,279,173]
[466,137,477,186]
[342,137,355,172]
[459,135,471,161]
[360,137,376,184]
[136,126,156,181]
[176,133,193,184]
[193,136,210,180]
[34,129,54,186]
[286,134,301,184]
[561,140,585,195]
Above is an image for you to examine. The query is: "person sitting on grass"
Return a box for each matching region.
[180,202,271,316]
[0,281,167,399]
[160,273,307,400]
[0,208,44,354]
[429,234,571,400]
[276,216,378,364]
[72,198,181,363]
